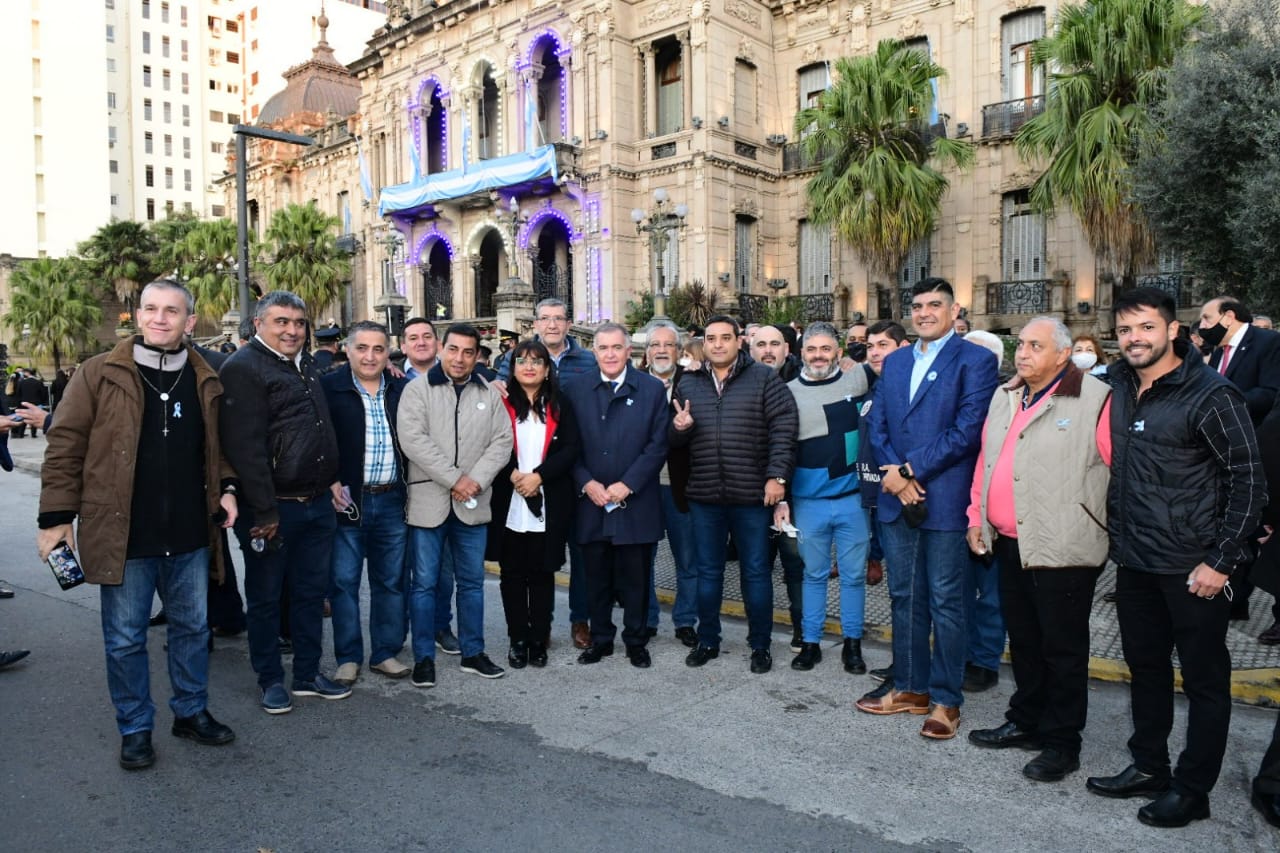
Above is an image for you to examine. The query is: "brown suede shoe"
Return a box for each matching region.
[571,621,591,650]
[855,689,930,715]
[866,559,884,586]
[920,704,961,740]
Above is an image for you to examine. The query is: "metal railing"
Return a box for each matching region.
[782,141,827,173]
[1131,272,1195,309]
[986,278,1051,314]
[981,96,1046,140]
[534,263,573,317]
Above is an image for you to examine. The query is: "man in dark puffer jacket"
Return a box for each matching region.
[670,315,798,674]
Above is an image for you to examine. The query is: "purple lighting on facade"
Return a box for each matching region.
[519,207,580,250]
[410,227,456,265]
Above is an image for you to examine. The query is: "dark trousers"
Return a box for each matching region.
[235,496,336,688]
[768,531,804,629]
[1257,711,1280,795]
[1116,566,1232,795]
[581,541,651,648]
[207,528,246,633]
[995,537,1100,755]
[498,530,555,645]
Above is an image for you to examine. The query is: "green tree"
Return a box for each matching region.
[623,291,655,330]
[666,280,722,330]
[1132,0,1280,312]
[178,218,242,323]
[3,258,103,370]
[261,203,350,318]
[79,219,156,308]
[795,40,974,319]
[1015,0,1204,289]
[149,211,202,278]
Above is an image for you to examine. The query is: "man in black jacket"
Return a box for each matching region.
[219,291,350,714]
[1086,288,1266,828]
[670,315,798,674]
[321,321,411,685]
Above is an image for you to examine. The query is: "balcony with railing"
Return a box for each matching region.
[1130,271,1196,309]
[981,96,1046,140]
[985,279,1052,314]
[782,141,827,173]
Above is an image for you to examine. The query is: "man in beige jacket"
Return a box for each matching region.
[398,323,512,688]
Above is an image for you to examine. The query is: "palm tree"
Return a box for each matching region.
[78,219,156,308]
[795,40,975,319]
[667,280,723,329]
[1015,0,1204,288]
[3,258,103,370]
[150,211,202,278]
[261,203,350,318]
[178,218,242,323]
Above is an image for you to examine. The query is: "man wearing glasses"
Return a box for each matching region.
[321,321,412,686]
[499,298,597,647]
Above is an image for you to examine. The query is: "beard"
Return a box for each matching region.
[1122,338,1170,370]
[649,360,676,377]
[803,361,838,380]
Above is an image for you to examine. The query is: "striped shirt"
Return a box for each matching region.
[354,373,397,486]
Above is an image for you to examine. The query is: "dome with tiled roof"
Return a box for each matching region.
[257,7,360,126]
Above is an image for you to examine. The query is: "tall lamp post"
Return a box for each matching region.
[495,195,529,280]
[631,188,688,320]
[374,224,409,333]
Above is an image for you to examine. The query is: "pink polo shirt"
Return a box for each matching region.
[966,381,1112,537]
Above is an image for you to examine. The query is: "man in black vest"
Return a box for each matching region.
[1087,288,1266,827]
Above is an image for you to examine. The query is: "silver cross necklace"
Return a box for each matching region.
[137,363,186,437]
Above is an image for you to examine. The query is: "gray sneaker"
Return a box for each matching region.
[435,629,461,655]
[260,683,292,715]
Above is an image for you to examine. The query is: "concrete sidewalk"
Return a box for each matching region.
[9,430,1279,706]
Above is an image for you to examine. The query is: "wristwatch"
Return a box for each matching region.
[898,464,914,480]
[774,477,787,486]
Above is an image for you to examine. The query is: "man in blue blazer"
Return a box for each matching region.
[855,278,999,740]
[563,323,669,668]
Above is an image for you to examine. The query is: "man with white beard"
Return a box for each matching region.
[773,322,872,673]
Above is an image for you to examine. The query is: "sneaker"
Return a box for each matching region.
[411,658,436,688]
[685,645,720,667]
[435,629,461,655]
[674,626,698,648]
[371,657,411,679]
[460,653,505,679]
[292,673,353,700]
[791,642,821,671]
[334,662,360,686]
[260,683,292,715]
[750,649,773,674]
[789,626,803,654]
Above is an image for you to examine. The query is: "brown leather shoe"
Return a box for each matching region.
[571,621,591,650]
[855,689,930,715]
[920,704,961,740]
[866,559,884,586]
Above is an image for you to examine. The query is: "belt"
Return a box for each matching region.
[277,491,327,503]
[363,483,398,495]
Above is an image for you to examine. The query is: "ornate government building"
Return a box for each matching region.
[233,0,1190,337]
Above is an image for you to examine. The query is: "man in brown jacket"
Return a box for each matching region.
[38,280,239,770]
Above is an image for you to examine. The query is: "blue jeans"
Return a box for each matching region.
[237,497,336,688]
[436,542,455,633]
[331,488,408,667]
[688,501,774,651]
[880,520,969,708]
[409,512,488,660]
[966,553,1006,670]
[100,548,210,734]
[794,494,869,643]
[659,485,697,628]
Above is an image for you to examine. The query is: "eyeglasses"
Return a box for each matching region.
[648,341,677,349]
[536,315,568,325]
[514,357,546,367]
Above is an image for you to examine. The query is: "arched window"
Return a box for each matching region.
[529,35,568,145]
[476,64,500,160]
[416,81,447,175]
[655,40,683,135]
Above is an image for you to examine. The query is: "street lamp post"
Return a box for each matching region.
[374,224,409,333]
[495,195,529,280]
[631,188,688,320]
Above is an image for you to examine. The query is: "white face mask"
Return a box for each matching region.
[678,357,692,368]
[1071,352,1098,371]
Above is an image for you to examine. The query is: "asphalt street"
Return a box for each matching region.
[1,462,1277,852]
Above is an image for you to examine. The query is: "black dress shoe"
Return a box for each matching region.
[626,646,651,668]
[577,642,614,664]
[861,677,894,700]
[869,664,894,684]
[171,710,235,745]
[644,626,659,638]
[149,610,168,628]
[1086,764,1171,799]
[0,649,30,669]
[685,645,720,667]
[1138,789,1210,827]
[749,648,772,674]
[527,641,548,668]
[841,638,866,674]
[508,640,529,669]
[120,731,156,770]
[674,626,698,648]
[1023,749,1079,782]
[962,663,999,692]
[791,642,821,671]
[1251,788,1280,828]
[968,720,1041,750]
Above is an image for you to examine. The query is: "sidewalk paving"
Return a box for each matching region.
[9,430,1279,706]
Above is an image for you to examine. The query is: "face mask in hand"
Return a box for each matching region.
[1071,352,1098,371]
[1198,322,1228,349]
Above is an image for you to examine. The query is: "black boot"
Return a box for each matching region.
[841,638,866,674]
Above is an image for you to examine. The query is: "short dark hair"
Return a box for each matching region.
[238,318,256,342]
[1113,287,1177,325]
[347,320,390,344]
[911,277,954,300]
[704,314,741,336]
[403,316,434,334]
[1217,298,1254,325]
[867,320,908,345]
[442,323,481,350]
[506,339,560,423]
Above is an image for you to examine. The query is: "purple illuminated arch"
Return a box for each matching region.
[520,206,580,250]
[410,227,456,266]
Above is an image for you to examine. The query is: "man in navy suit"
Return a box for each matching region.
[564,323,669,668]
[855,278,999,740]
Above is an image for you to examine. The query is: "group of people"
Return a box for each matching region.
[27,275,1280,832]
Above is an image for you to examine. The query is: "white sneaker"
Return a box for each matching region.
[334,662,360,685]
[370,658,410,679]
